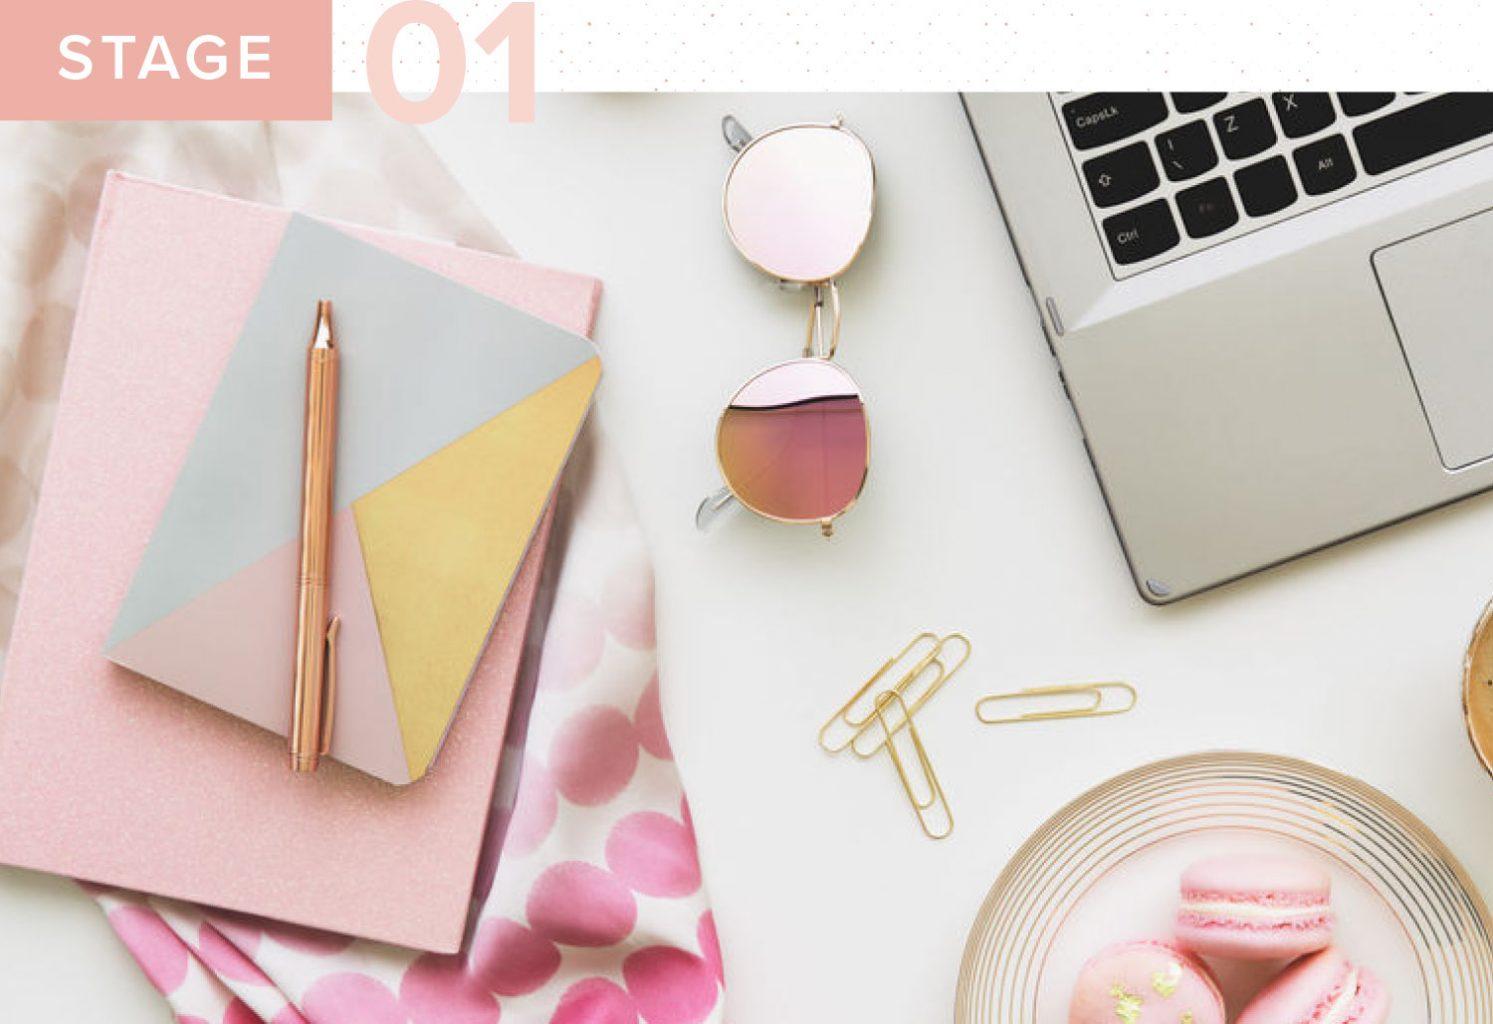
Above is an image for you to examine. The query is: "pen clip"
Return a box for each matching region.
[319,617,340,757]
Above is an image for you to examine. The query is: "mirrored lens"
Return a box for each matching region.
[717,360,868,522]
[724,124,875,283]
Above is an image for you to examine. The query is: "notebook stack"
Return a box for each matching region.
[0,174,602,952]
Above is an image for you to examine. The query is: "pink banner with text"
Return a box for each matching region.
[2,0,331,120]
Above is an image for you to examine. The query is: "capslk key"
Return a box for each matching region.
[1102,198,1180,265]
[1062,93,1168,150]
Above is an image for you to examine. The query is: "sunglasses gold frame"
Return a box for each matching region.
[699,114,877,537]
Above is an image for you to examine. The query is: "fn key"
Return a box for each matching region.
[1102,199,1180,265]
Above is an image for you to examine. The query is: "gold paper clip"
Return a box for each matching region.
[974,682,1137,725]
[817,631,971,758]
[872,690,953,840]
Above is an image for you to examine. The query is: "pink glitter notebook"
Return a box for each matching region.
[0,175,601,952]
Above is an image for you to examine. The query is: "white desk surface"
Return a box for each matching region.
[5,93,1493,1023]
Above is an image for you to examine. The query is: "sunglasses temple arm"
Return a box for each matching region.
[695,486,738,531]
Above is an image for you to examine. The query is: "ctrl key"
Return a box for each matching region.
[1101,198,1180,265]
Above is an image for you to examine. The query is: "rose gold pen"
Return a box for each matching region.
[290,300,341,774]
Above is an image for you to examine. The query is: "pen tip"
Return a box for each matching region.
[312,300,335,350]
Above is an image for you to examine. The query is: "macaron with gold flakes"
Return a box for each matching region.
[1068,938,1226,1024]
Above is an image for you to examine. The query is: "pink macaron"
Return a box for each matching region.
[1069,939,1225,1024]
[1236,946,1390,1024]
[1175,854,1334,960]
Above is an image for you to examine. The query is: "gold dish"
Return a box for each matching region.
[955,751,1493,1023]
[1463,600,1493,779]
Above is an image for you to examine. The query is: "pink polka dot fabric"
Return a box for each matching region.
[90,358,724,1024]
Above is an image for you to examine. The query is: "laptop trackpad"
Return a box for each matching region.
[1375,209,1493,470]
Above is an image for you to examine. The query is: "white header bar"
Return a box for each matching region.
[332,0,1493,93]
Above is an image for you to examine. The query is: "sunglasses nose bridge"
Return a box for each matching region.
[802,281,842,360]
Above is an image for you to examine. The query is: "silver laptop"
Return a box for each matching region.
[963,92,1493,603]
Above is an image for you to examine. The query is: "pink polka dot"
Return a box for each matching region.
[196,923,271,985]
[176,1016,209,1024]
[549,706,638,806]
[550,978,637,1024]
[697,913,723,984]
[538,593,605,691]
[471,917,561,997]
[680,797,695,842]
[527,862,637,947]
[505,756,559,858]
[399,952,501,1024]
[302,973,404,1024]
[223,1001,260,1024]
[632,676,672,761]
[622,947,718,1024]
[605,812,701,898]
[272,1008,311,1024]
[601,554,655,649]
[109,906,189,995]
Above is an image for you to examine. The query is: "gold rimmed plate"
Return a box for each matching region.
[955,752,1493,1023]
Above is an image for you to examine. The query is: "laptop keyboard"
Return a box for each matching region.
[1055,92,1493,277]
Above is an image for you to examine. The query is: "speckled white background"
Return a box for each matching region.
[331,0,1493,93]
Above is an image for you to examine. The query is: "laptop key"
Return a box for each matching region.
[1082,141,1160,208]
[1214,99,1276,160]
[1101,198,1180,265]
[1061,93,1168,150]
[1272,93,1336,138]
[1292,134,1357,195]
[1172,93,1228,114]
[1337,93,1395,117]
[1234,155,1297,217]
[1156,120,1218,182]
[1175,177,1239,238]
[1354,93,1493,175]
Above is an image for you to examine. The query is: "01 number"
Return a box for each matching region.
[368,1,534,124]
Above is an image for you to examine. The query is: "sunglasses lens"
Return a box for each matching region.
[724,125,874,283]
[717,360,868,523]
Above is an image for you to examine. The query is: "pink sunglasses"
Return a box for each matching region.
[696,114,876,538]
